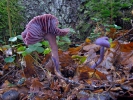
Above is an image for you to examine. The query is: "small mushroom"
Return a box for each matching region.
[90,37,110,69]
[21,14,69,79]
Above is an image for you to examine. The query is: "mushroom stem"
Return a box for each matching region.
[45,34,59,64]
[51,57,66,79]
[90,46,104,69]
[45,33,64,78]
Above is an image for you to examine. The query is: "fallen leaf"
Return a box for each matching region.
[119,51,133,68]
[111,41,133,52]
[120,42,133,52]
[107,28,117,39]
[1,80,15,88]
[3,64,10,70]
[24,55,37,78]
[68,46,82,55]
[30,78,44,93]
[59,50,75,67]
[83,44,99,51]
[85,38,91,45]
[77,66,107,80]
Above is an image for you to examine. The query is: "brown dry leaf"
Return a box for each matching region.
[35,96,46,100]
[41,54,51,64]
[59,50,75,67]
[119,51,133,68]
[83,44,100,67]
[83,44,100,51]
[107,28,117,39]
[24,55,37,78]
[100,49,115,69]
[68,46,82,55]
[17,70,26,78]
[93,89,104,93]
[107,29,128,39]
[101,41,121,69]
[84,49,97,66]
[115,78,126,84]
[30,78,44,93]
[3,64,9,70]
[77,66,107,80]
[110,41,133,70]
[50,80,62,91]
[44,58,54,74]
[85,79,93,84]
[110,87,122,92]
[24,79,32,88]
[64,84,71,93]
[120,42,133,52]
[111,41,133,52]
[115,30,129,39]
[1,80,12,88]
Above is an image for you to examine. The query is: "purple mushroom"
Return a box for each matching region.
[21,14,69,79]
[90,37,110,69]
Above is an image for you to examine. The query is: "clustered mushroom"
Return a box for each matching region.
[21,14,69,80]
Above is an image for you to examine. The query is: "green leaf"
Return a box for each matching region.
[69,28,76,33]
[72,55,87,64]
[109,38,113,43]
[17,46,26,51]
[9,37,17,42]
[28,43,42,52]
[91,17,100,21]
[2,45,11,49]
[43,48,51,55]
[114,24,122,29]
[36,46,44,53]
[22,51,28,56]
[58,41,65,46]
[28,45,37,51]
[0,39,3,43]
[17,35,23,40]
[4,56,15,63]
[8,83,16,87]
[25,48,33,54]
[17,51,24,54]
[41,41,49,47]
[33,42,42,47]
[60,36,71,43]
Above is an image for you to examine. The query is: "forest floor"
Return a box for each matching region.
[0,28,133,100]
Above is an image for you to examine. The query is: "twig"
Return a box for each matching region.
[29,54,50,80]
[0,67,15,80]
[115,28,133,41]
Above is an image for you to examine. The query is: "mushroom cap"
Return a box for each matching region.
[21,14,69,45]
[95,37,110,48]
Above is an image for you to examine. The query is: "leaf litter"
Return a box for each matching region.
[0,29,133,100]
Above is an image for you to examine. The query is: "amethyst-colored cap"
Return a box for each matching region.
[21,14,69,45]
[95,37,110,48]
[90,37,110,69]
